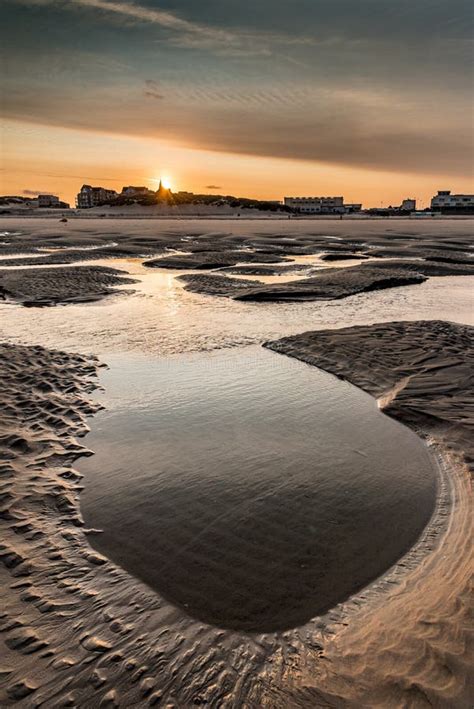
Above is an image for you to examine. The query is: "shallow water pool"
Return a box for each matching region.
[79,345,437,632]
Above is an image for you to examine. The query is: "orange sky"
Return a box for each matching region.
[2,1,473,209]
[2,119,472,209]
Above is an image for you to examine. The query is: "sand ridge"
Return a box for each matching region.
[264,320,473,707]
[178,266,427,301]
[0,266,136,306]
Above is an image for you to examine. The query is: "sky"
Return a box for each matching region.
[1,0,473,207]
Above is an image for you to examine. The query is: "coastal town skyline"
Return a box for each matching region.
[2,126,474,210]
[3,179,474,215]
[2,1,473,207]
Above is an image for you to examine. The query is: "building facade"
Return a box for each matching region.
[38,194,59,207]
[284,196,345,213]
[284,196,362,214]
[400,198,416,212]
[431,191,474,210]
[121,186,154,197]
[38,194,69,208]
[343,203,363,213]
[77,185,118,208]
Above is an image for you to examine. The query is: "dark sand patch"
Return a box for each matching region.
[143,251,288,270]
[359,258,474,277]
[369,247,474,265]
[178,266,426,301]
[0,266,136,306]
[0,245,163,267]
[234,266,426,301]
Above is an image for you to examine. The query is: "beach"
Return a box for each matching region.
[0,217,472,707]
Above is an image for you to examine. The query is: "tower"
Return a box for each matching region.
[156,179,171,202]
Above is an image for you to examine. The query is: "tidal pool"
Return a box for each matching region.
[79,345,437,632]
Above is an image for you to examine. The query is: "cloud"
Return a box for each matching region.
[205,185,222,190]
[8,0,315,54]
[3,1,473,179]
[144,79,164,100]
[22,188,49,195]
[4,82,472,177]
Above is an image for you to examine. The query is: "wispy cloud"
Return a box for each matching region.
[74,0,234,43]
[10,0,313,54]
[144,79,164,100]
[205,185,221,190]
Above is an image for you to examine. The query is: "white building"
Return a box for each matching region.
[284,196,345,213]
[431,191,474,209]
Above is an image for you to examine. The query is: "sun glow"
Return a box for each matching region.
[160,176,172,190]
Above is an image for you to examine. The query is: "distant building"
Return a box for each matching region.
[431,190,474,210]
[344,203,363,213]
[38,194,59,207]
[284,196,344,214]
[121,186,154,197]
[400,198,416,212]
[38,194,69,208]
[77,185,118,208]
[284,196,361,214]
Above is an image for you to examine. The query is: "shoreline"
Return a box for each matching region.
[1,212,474,221]
[1,321,472,706]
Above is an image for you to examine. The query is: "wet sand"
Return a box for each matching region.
[1,322,472,707]
[0,266,136,306]
[265,320,473,707]
[0,218,473,707]
[179,266,427,301]
[1,218,472,306]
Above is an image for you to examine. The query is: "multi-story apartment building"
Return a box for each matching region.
[431,191,474,210]
[38,194,59,207]
[121,186,154,197]
[284,196,344,213]
[76,185,118,208]
[284,196,361,214]
[38,194,70,208]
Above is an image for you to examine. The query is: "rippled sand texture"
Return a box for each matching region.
[0,343,341,708]
[265,320,473,707]
[0,266,136,306]
[1,323,472,707]
[0,217,473,309]
[1,216,473,707]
